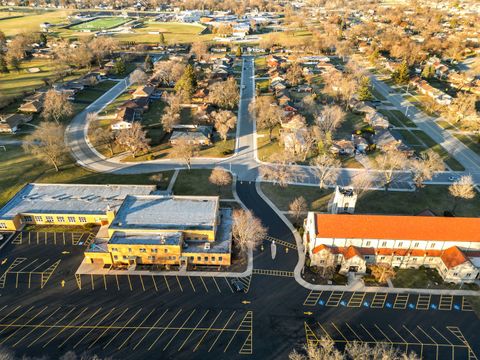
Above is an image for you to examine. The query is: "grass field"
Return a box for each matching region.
[0,9,71,36]
[70,17,130,31]
[453,134,480,156]
[261,183,480,217]
[173,169,233,199]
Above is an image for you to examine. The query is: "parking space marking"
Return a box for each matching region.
[347,292,365,307]
[163,309,196,351]
[393,294,409,309]
[42,307,89,348]
[417,294,431,310]
[447,326,478,360]
[252,268,294,277]
[0,305,22,323]
[224,277,234,293]
[103,275,107,290]
[178,310,210,351]
[432,326,453,345]
[374,324,393,344]
[224,311,252,353]
[89,308,129,350]
[11,307,61,348]
[402,325,424,358]
[439,295,453,311]
[304,290,323,306]
[193,310,222,352]
[345,323,362,341]
[29,307,77,348]
[58,308,102,348]
[326,291,344,307]
[139,275,146,291]
[331,323,349,342]
[164,276,171,292]
[360,324,378,343]
[147,309,183,351]
[176,276,183,292]
[208,311,236,352]
[103,308,142,350]
[133,309,169,351]
[370,293,388,308]
[388,324,408,344]
[0,306,46,345]
[127,275,133,291]
[152,275,158,291]
[264,236,297,250]
[212,277,221,293]
[199,276,209,292]
[0,306,34,337]
[462,297,473,311]
[90,274,94,290]
[73,308,116,349]
[118,308,156,350]
[114,275,120,291]
[188,276,196,292]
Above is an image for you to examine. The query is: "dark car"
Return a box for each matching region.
[230,279,245,292]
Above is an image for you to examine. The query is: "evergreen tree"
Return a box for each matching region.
[358,76,373,101]
[174,64,197,100]
[159,33,165,45]
[39,33,47,45]
[392,60,410,85]
[421,64,435,79]
[144,55,153,72]
[0,55,8,73]
[113,57,126,75]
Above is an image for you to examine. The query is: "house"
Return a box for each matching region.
[111,108,136,130]
[18,100,43,113]
[132,85,155,99]
[192,88,209,103]
[0,114,33,133]
[0,183,233,268]
[330,139,355,156]
[281,128,308,155]
[304,212,480,282]
[351,135,369,153]
[170,125,213,145]
[375,129,401,151]
[365,111,389,129]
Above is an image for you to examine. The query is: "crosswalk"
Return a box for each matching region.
[252,269,294,277]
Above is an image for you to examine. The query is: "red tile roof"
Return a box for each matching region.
[314,214,480,242]
[440,246,469,269]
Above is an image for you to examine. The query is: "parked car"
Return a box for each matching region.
[230,279,245,292]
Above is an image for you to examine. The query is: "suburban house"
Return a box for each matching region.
[111,107,136,130]
[170,125,213,145]
[365,111,389,129]
[132,85,155,99]
[304,212,480,283]
[0,184,233,268]
[18,100,43,113]
[0,114,33,133]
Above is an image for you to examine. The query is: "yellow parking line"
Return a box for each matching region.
[178,310,209,351]
[194,310,222,352]
[152,276,158,292]
[345,322,362,341]
[147,309,183,351]
[432,326,453,345]
[88,308,129,349]
[389,324,408,344]
[360,324,378,343]
[139,275,145,291]
[90,274,94,290]
[331,323,348,342]
[12,307,61,347]
[224,277,234,293]
[164,276,171,292]
[118,308,156,350]
[58,308,103,348]
[208,311,236,352]
[42,307,89,348]
[132,309,169,351]
[347,292,365,307]
[0,305,23,324]
[163,309,196,351]
[402,325,424,359]
[103,275,107,291]
[0,306,44,344]
[212,277,221,293]
[199,277,208,292]
[176,276,183,292]
[103,308,142,349]
[317,323,332,340]
[115,275,120,291]
[127,275,133,291]
[374,324,393,344]
[188,276,196,292]
[73,308,116,349]
[29,307,76,348]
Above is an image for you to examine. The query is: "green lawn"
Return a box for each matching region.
[261,183,480,217]
[394,129,423,146]
[173,169,233,199]
[336,112,365,139]
[453,134,480,156]
[377,109,417,128]
[393,268,479,290]
[0,9,71,36]
[73,80,117,111]
[70,17,130,31]
[256,126,282,162]
[0,145,173,207]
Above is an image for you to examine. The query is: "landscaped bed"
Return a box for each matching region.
[393,267,479,290]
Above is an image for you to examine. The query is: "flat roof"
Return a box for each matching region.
[0,183,155,220]
[314,213,480,242]
[110,195,219,231]
[109,231,183,246]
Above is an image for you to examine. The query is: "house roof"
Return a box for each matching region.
[344,245,363,260]
[314,213,480,242]
[440,246,469,269]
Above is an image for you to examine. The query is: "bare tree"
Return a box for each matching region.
[171,138,199,170]
[249,96,282,140]
[449,175,476,213]
[89,37,118,67]
[289,339,343,360]
[346,341,420,360]
[208,77,239,109]
[23,121,67,172]
[152,60,186,85]
[311,153,341,189]
[42,89,74,124]
[232,209,268,255]
[209,167,232,187]
[373,149,408,190]
[211,110,237,141]
[349,172,374,198]
[190,41,210,61]
[285,62,304,86]
[129,69,148,85]
[316,105,346,137]
[115,122,151,157]
[410,150,444,188]
[446,92,477,124]
[89,113,116,157]
[261,152,305,187]
[161,106,181,133]
[369,263,396,284]
[289,196,307,224]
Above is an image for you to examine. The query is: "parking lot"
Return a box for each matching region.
[304,290,474,312]
[305,320,475,359]
[10,230,95,247]
[0,304,253,357]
